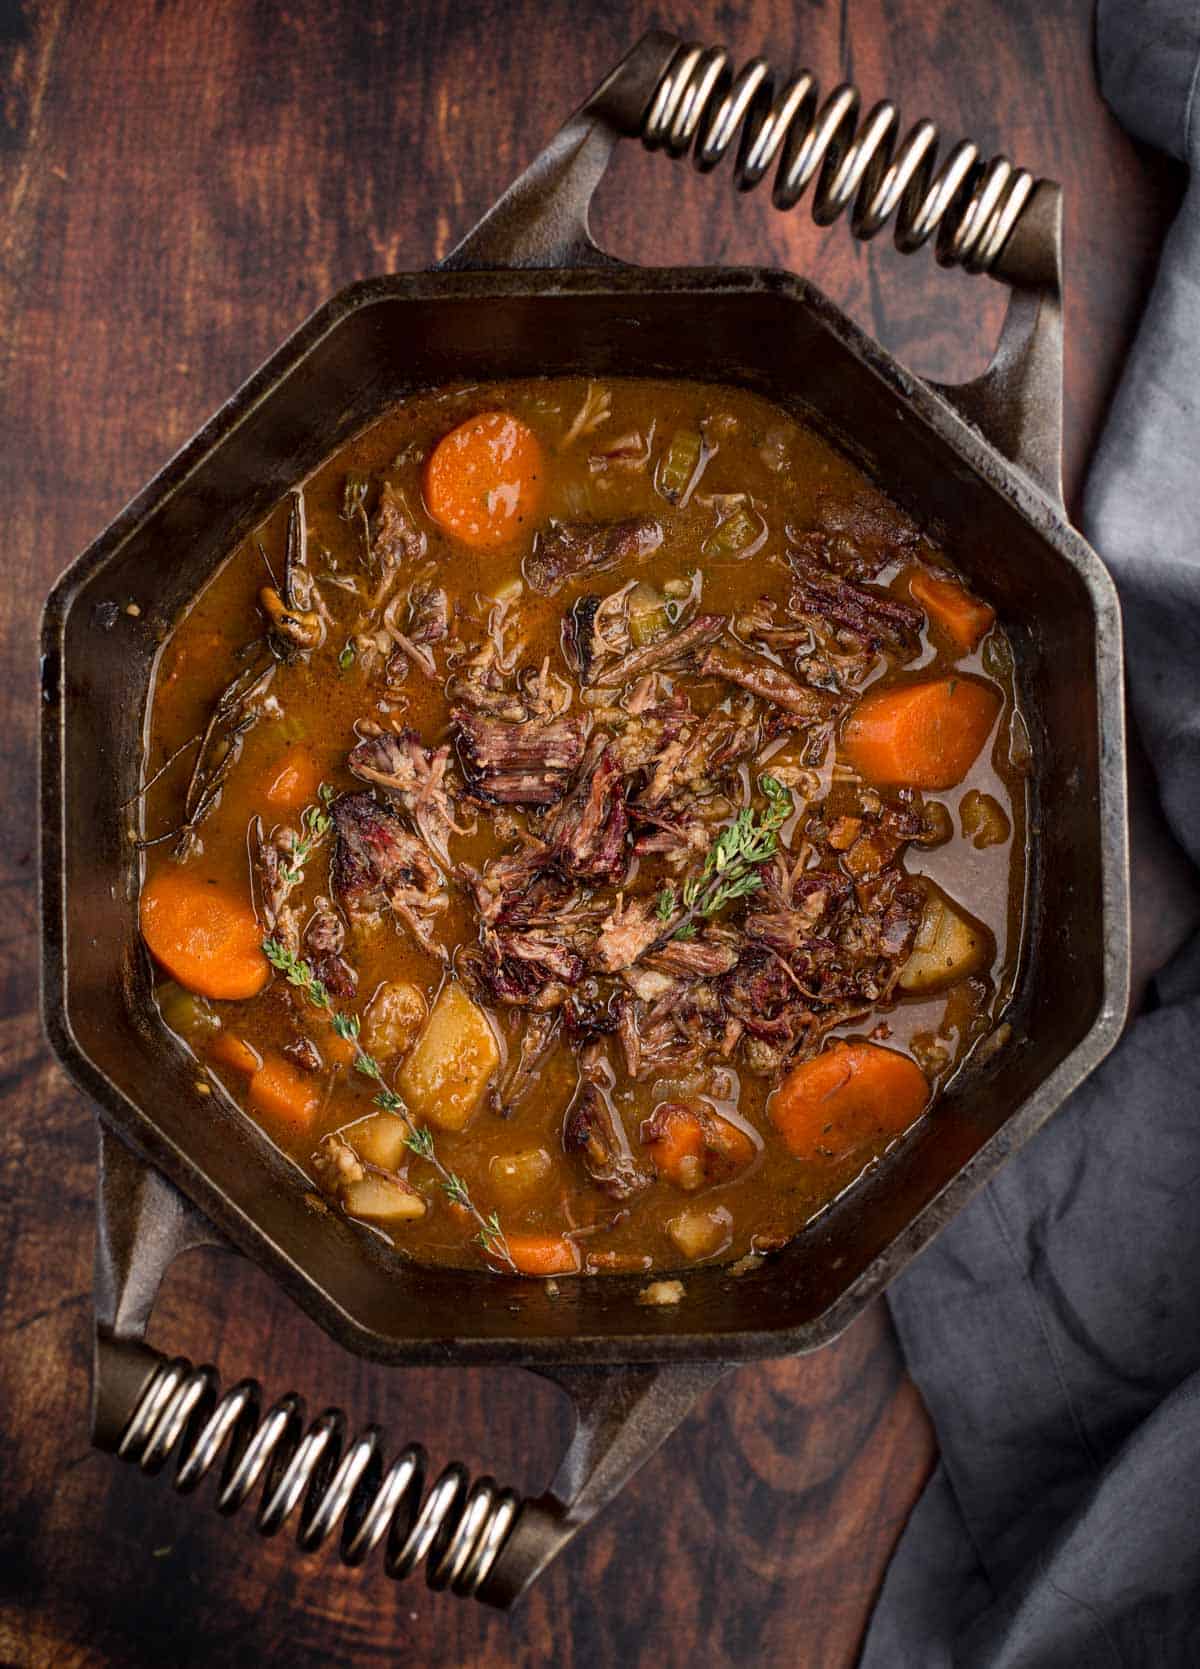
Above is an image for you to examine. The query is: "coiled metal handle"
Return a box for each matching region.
[638,40,1037,273]
[117,1355,522,1596]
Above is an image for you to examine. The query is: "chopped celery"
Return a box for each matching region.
[655,429,705,505]
[628,582,670,646]
[157,981,219,1040]
[701,505,766,561]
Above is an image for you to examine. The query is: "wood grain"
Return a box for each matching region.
[0,1,1180,1664]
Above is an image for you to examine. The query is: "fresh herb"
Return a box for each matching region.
[654,774,792,944]
[280,800,331,885]
[337,641,356,673]
[340,472,371,563]
[261,937,515,1271]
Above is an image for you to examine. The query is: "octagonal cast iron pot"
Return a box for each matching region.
[39,31,1129,1605]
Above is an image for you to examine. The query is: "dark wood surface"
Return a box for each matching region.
[0,2,1180,1664]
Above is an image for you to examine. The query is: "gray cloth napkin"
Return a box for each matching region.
[861,5,1200,1664]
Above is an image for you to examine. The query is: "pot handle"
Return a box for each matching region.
[91,1127,729,1605]
[443,30,1065,503]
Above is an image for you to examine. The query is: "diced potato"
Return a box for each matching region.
[397,981,499,1132]
[667,1205,733,1262]
[341,1173,427,1224]
[899,886,994,994]
[347,1111,411,1172]
[363,980,428,1061]
[489,1146,553,1206]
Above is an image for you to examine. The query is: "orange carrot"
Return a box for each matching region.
[423,412,544,549]
[247,1053,320,1133]
[208,1031,261,1076]
[769,1041,929,1163]
[263,749,324,812]
[494,1233,581,1277]
[641,1101,755,1189]
[140,868,269,1000]
[908,567,995,654]
[841,677,1000,789]
[320,1023,358,1069]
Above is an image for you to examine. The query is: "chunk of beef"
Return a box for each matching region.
[644,936,740,978]
[788,492,922,582]
[525,516,662,596]
[469,922,582,1009]
[454,709,587,806]
[380,578,449,682]
[329,791,447,955]
[303,896,356,997]
[787,554,922,651]
[372,482,427,570]
[544,740,629,884]
[590,894,662,974]
[283,1036,323,1073]
[699,642,839,721]
[562,1048,650,1201]
[592,613,726,690]
[409,580,449,644]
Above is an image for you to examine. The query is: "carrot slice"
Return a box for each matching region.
[908,567,995,654]
[494,1233,581,1277]
[140,869,269,1000]
[841,677,1000,789]
[263,749,324,812]
[423,412,544,549]
[769,1041,929,1163]
[640,1101,755,1189]
[208,1031,261,1076]
[247,1053,320,1133]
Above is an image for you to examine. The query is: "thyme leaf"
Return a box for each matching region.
[653,774,792,943]
[261,936,515,1272]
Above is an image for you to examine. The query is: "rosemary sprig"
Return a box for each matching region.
[654,774,792,945]
[261,937,516,1271]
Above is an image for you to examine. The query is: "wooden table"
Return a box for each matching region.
[1,3,1179,1664]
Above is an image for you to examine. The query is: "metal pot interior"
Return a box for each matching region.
[42,268,1126,1364]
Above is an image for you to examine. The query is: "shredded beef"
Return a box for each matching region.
[525,516,663,596]
[372,482,426,570]
[329,791,447,955]
[590,895,662,974]
[562,1047,650,1201]
[348,727,466,866]
[454,708,587,806]
[787,553,922,651]
[544,740,629,883]
[498,1011,559,1112]
[592,613,725,690]
[699,642,839,721]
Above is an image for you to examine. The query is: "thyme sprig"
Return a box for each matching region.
[262,937,515,1271]
[655,774,792,945]
[280,789,334,885]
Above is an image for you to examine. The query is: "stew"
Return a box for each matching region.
[140,376,1028,1279]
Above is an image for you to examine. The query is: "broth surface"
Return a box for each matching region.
[141,377,1027,1279]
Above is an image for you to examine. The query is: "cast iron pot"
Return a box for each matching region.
[39,31,1129,1605]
